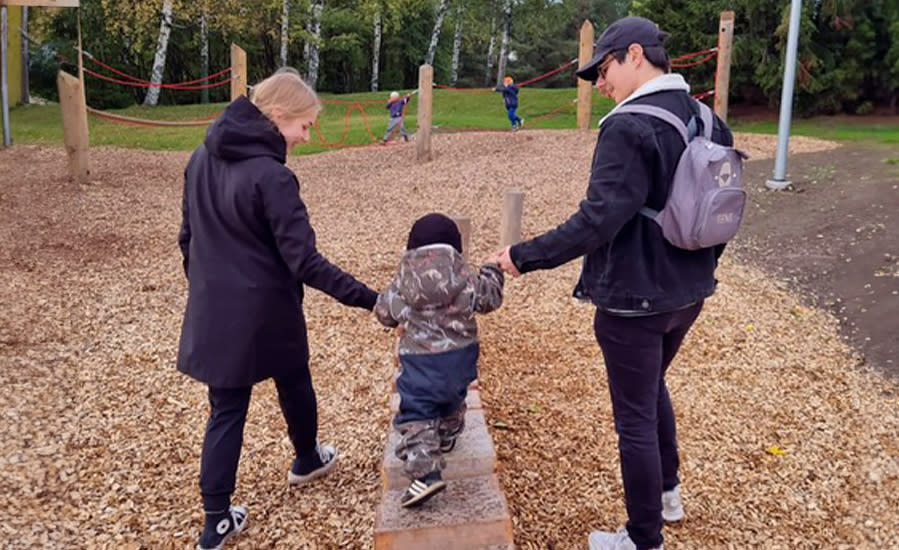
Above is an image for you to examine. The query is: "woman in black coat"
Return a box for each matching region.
[177,70,377,550]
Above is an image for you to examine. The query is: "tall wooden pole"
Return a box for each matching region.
[1,5,10,146]
[57,70,90,184]
[499,190,524,247]
[714,11,735,122]
[576,20,594,131]
[416,64,433,162]
[230,43,247,100]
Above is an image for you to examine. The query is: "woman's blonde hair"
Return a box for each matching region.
[250,70,321,122]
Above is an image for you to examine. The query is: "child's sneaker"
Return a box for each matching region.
[518,118,525,128]
[401,471,446,508]
[287,442,338,485]
[662,485,684,522]
[197,505,248,550]
[439,436,457,453]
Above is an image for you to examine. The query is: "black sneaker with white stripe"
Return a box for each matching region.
[288,442,338,485]
[439,435,458,453]
[197,505,248,550]
[401,471,446,508]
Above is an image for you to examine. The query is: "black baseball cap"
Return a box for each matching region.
[576,17,670,81]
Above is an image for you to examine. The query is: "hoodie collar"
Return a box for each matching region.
[204,96,287,163]
[599,73,691,127]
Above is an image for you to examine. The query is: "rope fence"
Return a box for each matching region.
[63,43,721,144]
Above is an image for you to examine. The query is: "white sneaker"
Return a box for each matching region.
[587,528,662,550]
[662,485,684,522]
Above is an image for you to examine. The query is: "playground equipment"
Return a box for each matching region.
[40,11,735,176]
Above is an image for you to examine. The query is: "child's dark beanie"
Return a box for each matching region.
[407,213,462,253]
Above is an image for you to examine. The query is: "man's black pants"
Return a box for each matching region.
[593,302,703,550]
[199,367,318,512]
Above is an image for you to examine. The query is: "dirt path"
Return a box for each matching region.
[733,143,899,378]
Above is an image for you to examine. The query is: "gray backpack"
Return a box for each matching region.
[613,101,747,250]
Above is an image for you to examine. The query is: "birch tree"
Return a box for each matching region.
[143,0,175,106]
[371,8,382,91]
[495,0,511,88]
[485,13,496,85]
[200,3,209,103]
[280,0,290,67]
[425,0,450,66]
[450,4,464,85]
[305,0,323,88]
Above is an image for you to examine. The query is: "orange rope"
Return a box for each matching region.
[531,99,577,122]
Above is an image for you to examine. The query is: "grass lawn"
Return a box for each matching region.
[9,88,614,155]
[8,88,898,155]
[730,118,899,144]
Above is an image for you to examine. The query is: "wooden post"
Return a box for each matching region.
[1,5,10,146]
[453,216,471,263]
[576,20,594,131]
[714,11,735,121]
[416,64,433,162]
[230,43,247,100]
[57,70,89,184]
[499,190,523,247]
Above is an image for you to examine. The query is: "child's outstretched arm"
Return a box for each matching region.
[374,274,406,327]
[473,263,505,314]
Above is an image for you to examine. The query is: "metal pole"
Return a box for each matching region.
[766,0,803,190]
[2,5,11,147]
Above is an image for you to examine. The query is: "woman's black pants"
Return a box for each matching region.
[199,367,318,511]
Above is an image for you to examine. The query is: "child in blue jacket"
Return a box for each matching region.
[495,76,524,130]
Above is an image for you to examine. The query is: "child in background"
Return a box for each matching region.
[382,91,411,144]
[495,76,524,130]
[375,213,504,507]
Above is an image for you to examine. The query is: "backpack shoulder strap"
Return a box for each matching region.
[695,100,714,140]
[613,104,689,145]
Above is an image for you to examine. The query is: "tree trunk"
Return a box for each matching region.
[450,5,463,85]
[200,5,209,104]
[280,0,290,67]
[305,0,323,88]
[485,14,496,86]
[371,10,381,91]
[495,0,511,88]
[143,0,174,106]
[21,6,29,104]
[425,0,450,66]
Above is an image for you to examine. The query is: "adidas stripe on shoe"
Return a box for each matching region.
[400,473,446,508]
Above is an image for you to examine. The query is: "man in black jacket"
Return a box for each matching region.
[493,17,733,550]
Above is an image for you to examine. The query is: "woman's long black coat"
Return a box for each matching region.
[177,97,376,388]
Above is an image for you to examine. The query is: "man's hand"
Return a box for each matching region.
[492,246,521,278]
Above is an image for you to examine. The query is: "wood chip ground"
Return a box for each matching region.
[1,130,896,549]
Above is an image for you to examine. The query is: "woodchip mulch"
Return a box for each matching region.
[1,130,895,550]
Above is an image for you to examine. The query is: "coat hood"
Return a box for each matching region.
[204,96,287,163]
[397,244,471,310]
